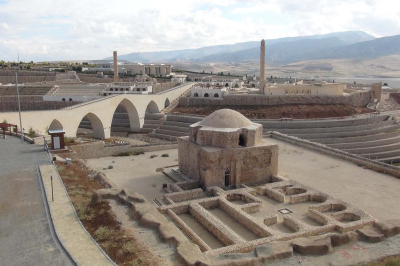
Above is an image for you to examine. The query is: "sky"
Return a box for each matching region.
[0,0,399,62]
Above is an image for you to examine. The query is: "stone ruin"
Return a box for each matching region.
[90,108,400,265]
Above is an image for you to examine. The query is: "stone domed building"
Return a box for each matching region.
[178,109,278,189]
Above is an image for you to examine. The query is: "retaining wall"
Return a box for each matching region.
[70,141,131,159]
[179,90,374,107]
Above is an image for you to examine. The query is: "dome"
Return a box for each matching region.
[198,109,253,129]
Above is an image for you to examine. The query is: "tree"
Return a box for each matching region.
[27,65,31,70]
[384,83,388,86]
[76,66,82,72]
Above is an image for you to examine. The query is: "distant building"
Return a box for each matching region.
[191,85,227,98]
[90,62,172,77]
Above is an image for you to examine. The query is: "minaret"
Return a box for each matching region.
[113,51,119,82]
[259,39,266,94]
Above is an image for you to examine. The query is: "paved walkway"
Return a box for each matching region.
[0,137,70,266]
[39,165,114,266]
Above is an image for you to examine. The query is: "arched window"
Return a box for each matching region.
[225,169,231,187]
[137,88,140,91]
[62,98,65,101]
[126,88,129,91]
[69,98,73,101]
[110,88,113,91]
[225,83,229,87]
[252,84,255,88]
[194,93,199,97]
[204,93,209,97]
[214,93,219,98]
[103,93,107,96]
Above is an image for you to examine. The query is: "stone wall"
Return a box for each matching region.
[70,141,131,159]
[0,97,79,111]
[132,143,177,153]
[179,90,375,107]
[0,70,56,84]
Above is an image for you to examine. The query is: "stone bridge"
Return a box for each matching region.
[0,83,194,139]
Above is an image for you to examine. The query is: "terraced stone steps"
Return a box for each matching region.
[264,120,396,135]
[292,124,400,140]
[327,134,400,149]
[343,142,400,154]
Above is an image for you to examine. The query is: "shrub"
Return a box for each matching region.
[94,226,113,241]
[161,154,169,157]
[2,119,7,123]
[108,165,113,169]
[132,151,144,156]
[150,155,158,159]
[27,127,36,138]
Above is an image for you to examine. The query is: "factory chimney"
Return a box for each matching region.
[113,51,118,82]
[259,39,265,94]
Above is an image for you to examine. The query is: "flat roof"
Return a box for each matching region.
[48,129,65,134]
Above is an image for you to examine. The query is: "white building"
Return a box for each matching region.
[171,74,187,83]
[103,82,153,95]
[191,86,227,98]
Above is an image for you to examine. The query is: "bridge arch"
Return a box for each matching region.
[77,112,105,139]
[164,98,170,108]
[146,100,160,114]
[112,98,140,132]
[49,119,63,131]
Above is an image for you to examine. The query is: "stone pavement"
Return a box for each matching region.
[39,164,114,266]
[0,137,70,266]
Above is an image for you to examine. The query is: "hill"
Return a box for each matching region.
[105,31,375,63]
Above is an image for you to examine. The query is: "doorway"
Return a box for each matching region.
[53,136,60,149]
[225,168,231,187]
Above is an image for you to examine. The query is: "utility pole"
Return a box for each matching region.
[16,53,24,143]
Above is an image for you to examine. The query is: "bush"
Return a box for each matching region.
[94,226,113,241]
[27,127,36,138]
[108,165,113,169]
[2,119,7,124]
[150,155,158,159]
[64,137,75,144]
[132,151,144,156]
[161,154,169,157]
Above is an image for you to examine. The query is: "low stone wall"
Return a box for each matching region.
[269,132,400,179]
[132,144,177,153]
[179,90,374,107]
[164,188,203,204]
[0,99,80,111]
[70,141,131,159]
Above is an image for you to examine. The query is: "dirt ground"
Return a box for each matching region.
[172,104,371,119]
[86,150,179,204]
[56,161,165,266]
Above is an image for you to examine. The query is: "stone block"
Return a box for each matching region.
[255,242,293,261]
[292,236,333,255]
[356,226,385,243]
[375,219,400,238]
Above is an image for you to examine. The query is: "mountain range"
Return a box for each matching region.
[105,31,400,64]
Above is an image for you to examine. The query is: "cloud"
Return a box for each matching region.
[0,0,398,61]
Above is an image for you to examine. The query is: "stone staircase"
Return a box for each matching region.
[149,115,202,141]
